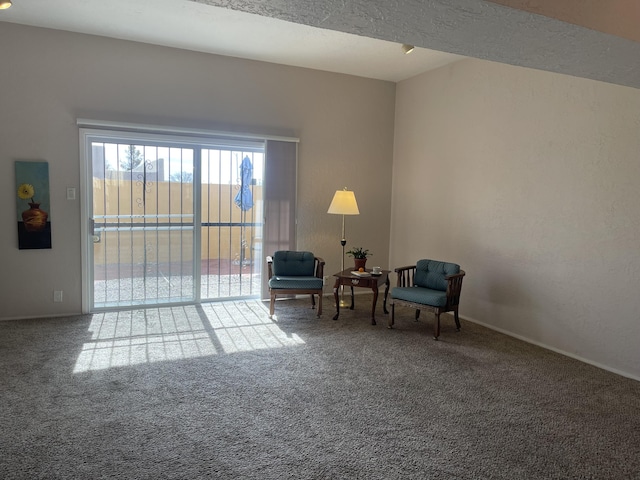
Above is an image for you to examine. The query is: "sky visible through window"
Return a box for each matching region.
[97,143,264,185]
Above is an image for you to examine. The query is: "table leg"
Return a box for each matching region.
[383,276,390,314]
[349,286,355,310]
[332,278,341,320]
[371,283,379,325]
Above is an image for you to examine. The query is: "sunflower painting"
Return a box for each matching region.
[15,161,51,249]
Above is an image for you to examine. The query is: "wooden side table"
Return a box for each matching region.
[332,269,390,325]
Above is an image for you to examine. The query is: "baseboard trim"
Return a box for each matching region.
[460,314,640,383]
[0,312,83,322]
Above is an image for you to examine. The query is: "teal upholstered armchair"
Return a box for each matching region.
[267,251,325,318]
[389,259,465,340]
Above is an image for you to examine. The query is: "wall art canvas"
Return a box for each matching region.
[15,161,52,249]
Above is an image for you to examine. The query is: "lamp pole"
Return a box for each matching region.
[339,217,348,306]
[327,188,360,308]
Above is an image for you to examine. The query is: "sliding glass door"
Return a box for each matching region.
[90,138,197,308]
[80,125,295,312]
[200,147,263,300]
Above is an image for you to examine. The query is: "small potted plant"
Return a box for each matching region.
[346,247,371,271]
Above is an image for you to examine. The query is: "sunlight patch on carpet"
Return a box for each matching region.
[73,301,304,373]
[199,300,305,354]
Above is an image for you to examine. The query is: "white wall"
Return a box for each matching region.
[0,23,395,319]
[392,58,640,380]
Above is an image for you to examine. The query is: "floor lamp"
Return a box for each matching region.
[327,188,360,307]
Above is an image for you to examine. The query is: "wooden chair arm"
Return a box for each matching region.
[315,257,325,279]
[445,271,466,281]
[394,265,417,287]
[394,265,416,273]
[394,267,466,290]
[266,256,273,278]
[445,270,465,307]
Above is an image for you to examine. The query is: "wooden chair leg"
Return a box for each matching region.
[310,294,316,309]
[270,292,276,317]
[388,303,395,328]
[454,308,461,331]
[434,312,441,340]
[317,293,322,317]
[415,309,421,321]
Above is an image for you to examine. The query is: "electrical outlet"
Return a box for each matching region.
[53,290,63,303]
[323,276,329,286]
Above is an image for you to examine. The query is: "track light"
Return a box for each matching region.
[0,1,12,10]
[401,44,415,54]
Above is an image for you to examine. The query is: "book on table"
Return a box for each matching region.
[350,271,371,277]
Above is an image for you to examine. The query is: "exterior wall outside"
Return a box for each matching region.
[0,23,395,319]
[392,58,640,380]
[92,180,261,265]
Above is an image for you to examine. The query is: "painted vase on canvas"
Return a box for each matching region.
[22,202,48,232]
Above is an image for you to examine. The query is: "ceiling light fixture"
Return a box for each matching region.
[401,44,415,54]
[0,0,12,9]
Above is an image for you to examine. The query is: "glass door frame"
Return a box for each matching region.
[78,120,299,314]
[80,128,203,312]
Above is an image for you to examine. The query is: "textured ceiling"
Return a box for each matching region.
[0,0,463,83]
[192,0,640,89]
[1,0,639,88]
[488,0,640,43]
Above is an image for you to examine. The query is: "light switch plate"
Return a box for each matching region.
[66,187,76,200]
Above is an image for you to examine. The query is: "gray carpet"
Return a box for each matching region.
[1,295,639,479]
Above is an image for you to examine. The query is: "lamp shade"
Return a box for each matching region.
[327,189,359,215]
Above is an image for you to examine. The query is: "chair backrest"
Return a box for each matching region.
[414,259,460,291]
[272,251,316,276]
